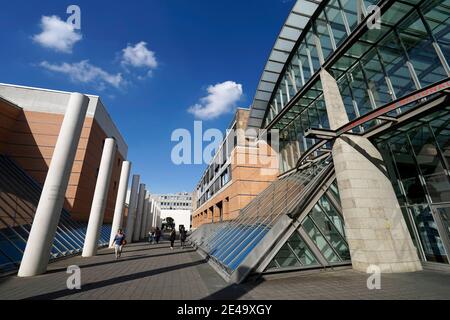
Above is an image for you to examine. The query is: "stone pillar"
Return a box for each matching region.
[109,161,131,247]
[83,138,117,257]
[125,175,140,243]
[320,69,422,273]
[140,195,149,239]
[18,93,89,277]
[133,184,146,242]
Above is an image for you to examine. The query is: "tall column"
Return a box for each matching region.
[82,138,116,257]
[125,175,140,243]
[320,69,422,273]
[109,161,131,247]
[140,195,149,239]
[133,184,146,242]
[18,93,89,277]
[148,199,155,230]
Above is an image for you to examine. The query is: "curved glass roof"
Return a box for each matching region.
[247,0,323,131]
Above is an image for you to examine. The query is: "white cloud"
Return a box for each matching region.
[40,60,125,89]
[188,81,243,120]
[122,42,158,69]
[33,15,82,53]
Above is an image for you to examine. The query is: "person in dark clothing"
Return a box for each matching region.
[180,228,187,248]
[170,229,176,250]
[155,227,161,244]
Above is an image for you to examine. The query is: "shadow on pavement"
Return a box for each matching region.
[25,258,208,300]
[96,245,172,256]
[45,249,196,274]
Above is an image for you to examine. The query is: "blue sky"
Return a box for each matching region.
[0,0,293,194]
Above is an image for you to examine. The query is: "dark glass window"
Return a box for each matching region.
[389,134,428,205]
[397,10,448,87]
[303,216,340,263]
[410,205,448,263]
[409,125,450,203]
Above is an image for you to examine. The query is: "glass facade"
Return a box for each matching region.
[191,0,450,280]
[266,0,450,174]
[191,156,334,274]
[374,106,450,264]
[0,155,111,274]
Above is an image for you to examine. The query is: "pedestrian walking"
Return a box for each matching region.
[170,229,176,250]
[148,230,155,244]
[113,229,126,260]
[155,227,161,244]
[180,227,187,248]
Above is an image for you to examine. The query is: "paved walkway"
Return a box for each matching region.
[0,241,450,300]
[0,242,227,300]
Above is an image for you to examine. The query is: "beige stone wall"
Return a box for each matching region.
[192,141,278,228]
[1,107,124,224]
[321,69,421,273]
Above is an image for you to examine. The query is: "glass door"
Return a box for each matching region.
[432,206,450,263]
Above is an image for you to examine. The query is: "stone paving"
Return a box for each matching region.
[0,241,449,300]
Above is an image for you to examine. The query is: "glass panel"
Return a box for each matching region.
[340,0,358,31]
[273,243,302,268]
[319,195,345,236]
[436,207,450,249]
[430,115,450,170]
[306,31,321,71]
[347,63,373,120]
[378,31,417,99]
[389,134,428,205]
[316,12,334,61]
[329,180,341,202]
[0,231,23,263]
[410,205,448,263]
[361,48,393,106]
[327,0,349,48]
[422,0,450,70]
[302,216,340,263]
[409,125,450,203]
[337,75,358,121]
[397,10,448,87]
[309,205,350,260]
[298,43,313,84]
[266,259,279,270]
[289,232,318,266]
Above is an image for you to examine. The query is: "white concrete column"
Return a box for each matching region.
[82,138,117,257]
[140,195,149,239]
[125,175,140,243]
[153,202,158,228]
[156,206,161,228]
[18,93,89,277]
[109,161,131,247]
[147,199,155,231]
[320,69,422,273]
[133,184,146,242]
